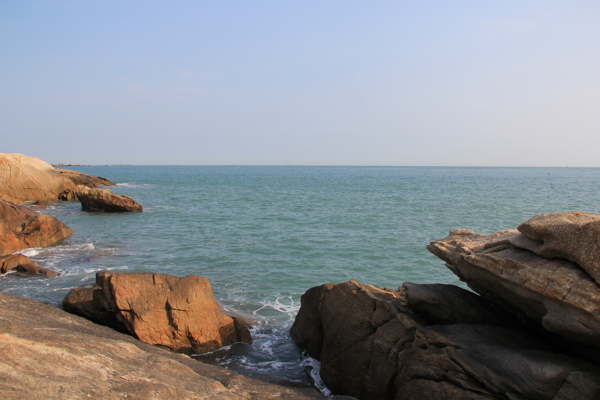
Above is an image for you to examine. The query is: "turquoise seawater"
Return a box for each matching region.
[3,166,600,386]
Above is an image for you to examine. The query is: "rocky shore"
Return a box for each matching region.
[291,212,600,399]
[0,153,335,399]
[3,152,600,399]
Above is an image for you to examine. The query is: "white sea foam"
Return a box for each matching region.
[116,182,152,188]
[254,296,300,325]
[301,357,332,396]
[17,248,40,257]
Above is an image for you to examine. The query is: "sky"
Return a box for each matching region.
[1,1,599,166]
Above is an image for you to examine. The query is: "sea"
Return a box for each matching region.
[2,165,600,390]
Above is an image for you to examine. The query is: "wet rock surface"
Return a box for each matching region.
[0,254,59,276]
[0,199,73,255]
[75,185,143,212]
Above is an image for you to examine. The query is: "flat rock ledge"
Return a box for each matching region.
[0,292,329,400]
[54,168,116,188]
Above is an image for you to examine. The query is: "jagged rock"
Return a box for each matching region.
[0,199,73,255]
[0,292,327,400]
[75,185,143,212]
[291,280,600,400]
[0,254,59,276]
[0,153,76,203]
[63,271,252,354]
[427,228,600,349]
[55,168,116,188]
[511,211,600,285]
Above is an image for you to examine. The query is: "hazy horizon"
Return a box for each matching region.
[2,2,599,167]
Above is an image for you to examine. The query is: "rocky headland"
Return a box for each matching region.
[290,211,600,399]
[0,153,335,399]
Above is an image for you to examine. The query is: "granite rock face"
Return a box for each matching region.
[291,280,600,400]
[55,168,116,188]
[75,185,143,212]
[0,153,76,203]
[0,199,73,255]
[427,227,600,348]
[0,292,327,400]
[63,271,251,354]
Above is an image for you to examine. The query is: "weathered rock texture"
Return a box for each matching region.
[513,211,600,285]
[291,280,600,400]
[0,153,76,203]
[55,168,116,188]
[63,271,251,354]
[0,199,73,255]
[0,292,327,400]
[427,227,600,349]
[75,185,143,212]
[0,254,59,276]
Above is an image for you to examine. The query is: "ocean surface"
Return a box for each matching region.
[3,165,600,389]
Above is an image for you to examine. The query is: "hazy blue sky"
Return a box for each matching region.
[2,1,599,166]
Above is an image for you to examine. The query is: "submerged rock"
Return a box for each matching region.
[63,271,251,354]
[75,185,143,212]
[291,280,600,400]
[0,254,59,276]
[0,199,73,255]
[0,292,327,399]
[55,168,116,188]
[0,153,76,203]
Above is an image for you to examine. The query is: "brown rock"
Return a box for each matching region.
[0,153,76,203]
[512,211,600,284]
[1,292,327,400]
[0,254,59,276]
[75,185,143,212]
[64,271,252,354]
[291,280,600,400]
[0,199,73,255]
[427,228,600,349]
[55,168,116,188]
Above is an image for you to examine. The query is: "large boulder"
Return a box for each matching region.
[0,153,76,203]
[75,185,143,212]
[0,199,73,255]
[0,254,59,276]
[55,168,116,188]
[0,292,327,400]
[512,211,600,285]
[63,271,251,354]
[427,228,600,349]
[291,280,600,400]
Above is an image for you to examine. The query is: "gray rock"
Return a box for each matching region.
[512,211,600,285]
[291,280,600,400]
[427,229,600,349]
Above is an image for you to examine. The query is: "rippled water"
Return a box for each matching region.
[3,165,600,386]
